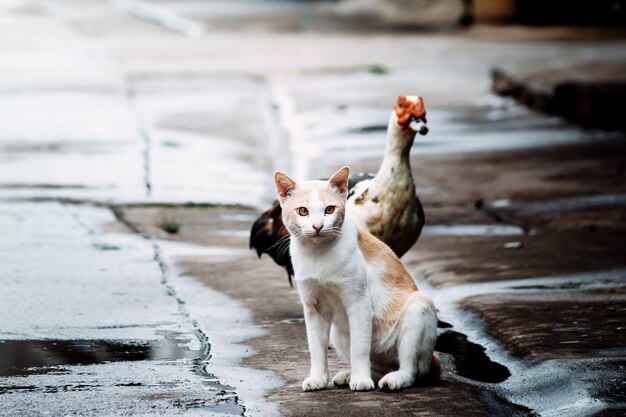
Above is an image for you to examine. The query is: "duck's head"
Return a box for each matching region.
[393,95,428,135]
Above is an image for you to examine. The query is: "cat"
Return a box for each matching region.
[274,166,440,392]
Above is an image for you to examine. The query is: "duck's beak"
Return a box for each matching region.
[409,117,429,135]
[401,95,428,135]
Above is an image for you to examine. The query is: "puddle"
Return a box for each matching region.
[493,193,626,215]
[0,336,199,378]
[436,330,511,383]
[422,224,524,237]
[432,269,626,301]
[418,270,626,416]
[0,384,104,395]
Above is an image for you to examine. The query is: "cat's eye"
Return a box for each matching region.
[324,206,335,215]
[297,207,309,216]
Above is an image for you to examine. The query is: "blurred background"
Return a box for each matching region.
[1,1,625,416]
[1,0,625,206]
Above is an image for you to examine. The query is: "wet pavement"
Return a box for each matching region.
[1,0,626,416]
[0,202,253,415]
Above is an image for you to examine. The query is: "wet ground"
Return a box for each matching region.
[1,0,625,416]
[117,137,625,417]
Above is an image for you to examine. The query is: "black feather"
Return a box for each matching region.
[249,201,294,285]
[348,172,375,191]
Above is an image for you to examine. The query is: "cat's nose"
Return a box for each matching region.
[312,225,323,234]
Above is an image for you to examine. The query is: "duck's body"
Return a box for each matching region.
[250,96,428,285]
[347,110,425,258]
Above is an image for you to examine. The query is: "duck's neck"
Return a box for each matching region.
[377,116,416,177]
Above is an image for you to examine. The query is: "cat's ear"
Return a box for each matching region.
[274,171,297,203]
[328,166,350,197]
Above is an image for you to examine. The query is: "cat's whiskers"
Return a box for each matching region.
[276,238,291,259]
[266,233,290,252]
[289,230,308,242]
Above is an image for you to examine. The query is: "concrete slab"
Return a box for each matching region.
[130,78,272,205]
[462,292,626,361]
[0,202,277,415]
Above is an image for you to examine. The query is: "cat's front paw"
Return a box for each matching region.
[378,371,414,392]
[302,374,328,391]
[332,370,351,387]
[349,374,375,391]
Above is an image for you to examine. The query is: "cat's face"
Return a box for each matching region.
[274,167,350,243]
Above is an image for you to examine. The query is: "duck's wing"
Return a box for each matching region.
[415,194,426,239]
[347,172,375,201]
[347,173,427,257]
[348,172,375,194]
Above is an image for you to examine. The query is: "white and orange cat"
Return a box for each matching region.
[275,166,439,392]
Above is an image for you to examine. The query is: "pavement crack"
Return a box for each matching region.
[139,124,153,198]
[110,206,247,416]
[151,241,247,415]
[62,203,97,236]
[151,242,211,359]
[125,85,153,199]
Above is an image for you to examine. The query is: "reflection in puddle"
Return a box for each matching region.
[0,336,198,378]
[435,330,511,383]
[423,224,524,236]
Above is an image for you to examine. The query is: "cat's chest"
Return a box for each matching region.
[291,245,360,283]
[290,221,364,282]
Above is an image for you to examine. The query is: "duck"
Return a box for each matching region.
[250,95,429,286]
